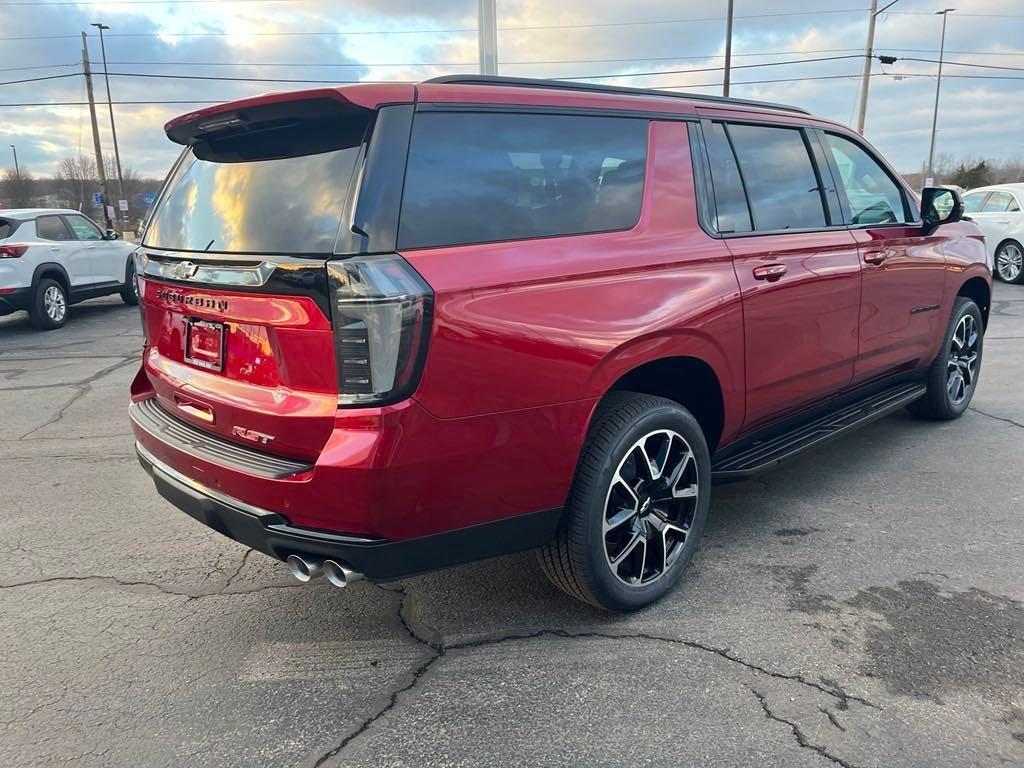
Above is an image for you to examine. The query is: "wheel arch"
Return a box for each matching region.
[31,262,71,295]
[956,274,991,328]
[602,355,727,453]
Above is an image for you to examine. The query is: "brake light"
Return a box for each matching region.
[0,244,28,258]
[326,255,432,407]
[134,251,148,344]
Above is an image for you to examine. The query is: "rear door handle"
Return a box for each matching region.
[49,246,61,252]
[995,219,1011,224]
[752,264,787,282]
[863,249,887,265]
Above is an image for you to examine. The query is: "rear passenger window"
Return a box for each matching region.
[399,112,647,249]
[704,123,752,234]
[981,191,1013,212]
[0,220,10,239]
[727,124,827,231]
[36,215,73,241]
[824,133,907,225]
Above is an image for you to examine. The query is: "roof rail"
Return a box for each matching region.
[423,74,810,116]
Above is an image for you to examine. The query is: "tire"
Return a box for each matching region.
[120,260,139,305]
[538,392,712,611]
[994,240,1024,284]
[29,278,69,330]
[908,297,984,420]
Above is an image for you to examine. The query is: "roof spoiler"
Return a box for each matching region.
[164,84,416,146]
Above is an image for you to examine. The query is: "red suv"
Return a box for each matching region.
[129,76,990,610]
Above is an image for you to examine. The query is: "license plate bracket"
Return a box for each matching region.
[184,318,225,371]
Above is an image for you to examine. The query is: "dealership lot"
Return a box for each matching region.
[1,286,1021,768]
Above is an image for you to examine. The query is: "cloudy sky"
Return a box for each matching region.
[1,0,1022,179]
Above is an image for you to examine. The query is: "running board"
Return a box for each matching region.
[711,382,927,481]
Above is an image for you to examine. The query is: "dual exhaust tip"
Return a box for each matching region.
[286,555,365,588]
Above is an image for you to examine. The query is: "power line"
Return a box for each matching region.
[0,63,78,73]
[895,57,1024,73]
[100,49,870,68]
[0,72,83,87]
[560,54,864,81]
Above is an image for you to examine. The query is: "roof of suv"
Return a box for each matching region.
[0,208,80,220]
[165,75,813,145]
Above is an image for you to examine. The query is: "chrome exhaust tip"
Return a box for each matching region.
[323,559,365,588]
[286,554,323,583]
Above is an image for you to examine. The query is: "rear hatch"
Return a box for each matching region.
[136,88,429,463]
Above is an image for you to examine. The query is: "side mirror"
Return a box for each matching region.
[920,187,963,234]
[105,229,121,240]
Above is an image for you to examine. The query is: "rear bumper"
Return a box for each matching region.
[136,442,561,580]
[0,286,31,315]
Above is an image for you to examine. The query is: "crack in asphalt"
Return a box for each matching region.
[968,406,1024,430]
[309,586,878,767]
[749,687,862,768]
[17,355,140,440]
[0,572,305,600]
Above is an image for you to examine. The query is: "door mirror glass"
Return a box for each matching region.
[104,229,121,240]
[921,187,963,233]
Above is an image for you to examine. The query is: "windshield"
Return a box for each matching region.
[144,130,364,255]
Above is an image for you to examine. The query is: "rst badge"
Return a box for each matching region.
[231,426,276,446]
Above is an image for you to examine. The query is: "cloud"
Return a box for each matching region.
[1,0,1022,178]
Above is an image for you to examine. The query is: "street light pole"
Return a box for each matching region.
[9,144,19,179]
[477,0,498,75]
[91,22,126,223]
[926,8,955,185]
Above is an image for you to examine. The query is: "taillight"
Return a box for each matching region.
[134,251,148,344]
[327,255,432,407]
[0,244,28,258]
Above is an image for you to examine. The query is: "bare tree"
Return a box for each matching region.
[55,155,98,212]
[1,167,36,207]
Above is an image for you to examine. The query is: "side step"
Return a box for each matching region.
[711,382,926,481]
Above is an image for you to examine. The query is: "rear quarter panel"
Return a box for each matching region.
[401,120,745,442]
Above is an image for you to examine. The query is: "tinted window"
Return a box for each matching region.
[727,124,827,231]
[825,133,906,225]
[145,127,366,254]
[981,191,1013,212]
[1010,196,1021,212]
[399,112,647,249]
[0,219,10,239]
[36,215,72,241]
[704,122,752,233]
[65,214,103,240]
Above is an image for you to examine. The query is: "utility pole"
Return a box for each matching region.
[723,0,734,96]
[9,145,19,178]
[478,0,498,75]
[81,31,112,230]
[926,8,955,186]
[92,23,125,226]
[857,0,903,134]
[856,0,879,134]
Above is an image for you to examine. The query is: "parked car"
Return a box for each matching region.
[0,208,139,329]
[128,76,990,611]
[962,183,1024,283]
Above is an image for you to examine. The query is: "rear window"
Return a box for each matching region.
[144,116,368,255]
[36,215,73,241]
[398,112,647,249]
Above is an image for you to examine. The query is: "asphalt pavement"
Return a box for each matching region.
[1,284,1021,767]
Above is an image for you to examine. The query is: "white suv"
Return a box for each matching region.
[0,208,139,329]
